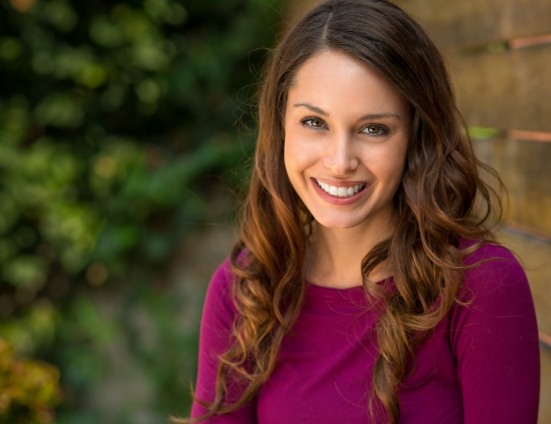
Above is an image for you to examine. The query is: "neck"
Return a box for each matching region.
[306,220,395,289]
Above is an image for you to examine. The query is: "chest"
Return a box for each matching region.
[256,292,463,424]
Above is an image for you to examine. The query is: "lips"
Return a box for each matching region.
[315,178,366,198]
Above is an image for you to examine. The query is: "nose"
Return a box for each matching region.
[322,134,359,175]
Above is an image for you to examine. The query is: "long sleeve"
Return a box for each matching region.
[450,244,540,424]
[191,259,257,423]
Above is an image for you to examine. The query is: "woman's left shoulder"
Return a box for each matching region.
[461,239,517,263]
[449,246,539,423]
[458,240,530,303]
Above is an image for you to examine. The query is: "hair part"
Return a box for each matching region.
[185,1,503,422]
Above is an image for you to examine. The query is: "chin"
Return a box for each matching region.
[312,216,366,230]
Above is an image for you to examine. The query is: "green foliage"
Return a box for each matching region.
[0,0,281,421]
[0,338,61,424]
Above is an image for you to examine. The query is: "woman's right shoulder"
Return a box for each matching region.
[209,257,234,290]
[203,257,239,320]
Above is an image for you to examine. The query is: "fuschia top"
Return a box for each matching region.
[191,243,540,423]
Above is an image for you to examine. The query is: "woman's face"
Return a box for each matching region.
[284,49,410,234]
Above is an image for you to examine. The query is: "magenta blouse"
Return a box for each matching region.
[191,243,540,423]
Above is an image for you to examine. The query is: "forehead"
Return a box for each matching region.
[287,49,408,115]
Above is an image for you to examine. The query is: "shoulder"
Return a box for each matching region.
[202,257,238,324]
[208,257,234,293]
[460,241,527,297]
[461,239,519,266]
[452,240,534,323]
[448,239,537,355]
[449,241,540,422]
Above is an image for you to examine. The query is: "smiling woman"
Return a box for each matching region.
[179,1,541,423]
[283,50,411,287]
[284,50,409,245]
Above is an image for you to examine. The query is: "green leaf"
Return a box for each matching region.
[2,256,47,290]
[34,93,84,128]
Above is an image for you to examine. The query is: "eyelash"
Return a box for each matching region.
[299,116,390,137]
[300,116,327,130]
[362,124,390,137]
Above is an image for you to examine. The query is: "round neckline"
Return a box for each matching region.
[305,276,393,302]
[307,281,365,292]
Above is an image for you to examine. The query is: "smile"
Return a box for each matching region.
[315,179,366,198]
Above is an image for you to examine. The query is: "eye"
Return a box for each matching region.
[300,116,327,130]
[361,124,389,137]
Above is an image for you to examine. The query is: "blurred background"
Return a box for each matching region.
[0,0,281,422]
[0,0,549,423]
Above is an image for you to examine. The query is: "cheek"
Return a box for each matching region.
[283,138,299,188]
[372,144,408,185]
[283,138,292,174]
[283,148,302,200]
[283,134,305,172]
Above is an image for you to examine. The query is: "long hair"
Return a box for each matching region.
[197,0,501,422]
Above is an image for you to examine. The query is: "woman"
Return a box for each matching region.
[186,0,540,422]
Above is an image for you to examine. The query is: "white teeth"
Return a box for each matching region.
[316,180,365,198]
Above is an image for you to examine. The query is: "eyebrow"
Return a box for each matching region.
[293,102,402,121]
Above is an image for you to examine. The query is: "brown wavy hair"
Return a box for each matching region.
[189,0,502,422]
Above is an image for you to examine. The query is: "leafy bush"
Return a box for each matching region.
[0,338,61,424]
[0,0,280,421]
